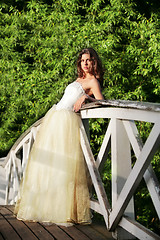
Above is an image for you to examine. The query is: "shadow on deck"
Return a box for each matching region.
[0,205,114,240]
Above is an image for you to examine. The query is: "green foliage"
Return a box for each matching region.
[0,0,160,233]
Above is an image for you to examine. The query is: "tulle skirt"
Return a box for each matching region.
[14,106,91,226]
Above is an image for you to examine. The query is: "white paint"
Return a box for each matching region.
[1,101,160,239]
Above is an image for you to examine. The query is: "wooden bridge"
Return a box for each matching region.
[0,205,113,240]
[0,99,160,239]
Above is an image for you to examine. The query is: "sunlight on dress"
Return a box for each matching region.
[14,82,91,226]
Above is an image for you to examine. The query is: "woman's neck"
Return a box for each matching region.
[83,72,94,80]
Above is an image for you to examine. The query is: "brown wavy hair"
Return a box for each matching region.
[77,48,104,87]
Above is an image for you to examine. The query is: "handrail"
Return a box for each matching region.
[81,99,160,112]
[1,99,160,240]
[0,118,43,168]
[80,100,160,240]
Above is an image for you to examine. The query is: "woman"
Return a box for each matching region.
[14,48,104,226]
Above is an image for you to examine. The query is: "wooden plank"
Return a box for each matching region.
[0,206,37,240]
[119,216,160,240]
[96,120,111,172]
[6,206,55,239]
[81,107,160,123]
[76,224,108,240]
[23,222,55,240]
[7,205,112,240]
[91,223,114,240]
[7,206,71,239]
[81,100,160,112]
[5,159,12,205]
[1,118,42,168]
[11,152,20,202]
[122,120,143,154]
[5,205,14,212]
[90,199,103,215]
[123,120,160,219]
[0,212,21,240]
[1,205,116,240]
[111,119,135,239]
[111,119,134,217]
[0,233,4,240]
[109,121,160,231]
[80,121,110,228]
[144,166,160,219]
[60,225,91,240]
[44,224,72,240]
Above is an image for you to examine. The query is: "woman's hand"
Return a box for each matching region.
[73,95,88,112]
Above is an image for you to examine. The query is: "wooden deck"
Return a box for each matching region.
[0,206,114,240]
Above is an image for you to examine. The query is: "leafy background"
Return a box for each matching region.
[0,0,160,234]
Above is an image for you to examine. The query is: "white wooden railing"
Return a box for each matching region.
[0,100,160,240]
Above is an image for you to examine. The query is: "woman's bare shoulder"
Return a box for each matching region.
[90,77,100,86]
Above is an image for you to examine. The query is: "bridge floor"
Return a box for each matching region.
[0,205,114,240]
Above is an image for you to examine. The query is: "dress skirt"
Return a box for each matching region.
[14,106,91,225]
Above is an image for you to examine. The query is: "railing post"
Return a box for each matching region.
[82,119,90,141]
[111,119,135,239]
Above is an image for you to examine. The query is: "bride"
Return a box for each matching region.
[14,48,104,226]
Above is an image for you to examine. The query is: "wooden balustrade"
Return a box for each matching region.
[0,100,160,240]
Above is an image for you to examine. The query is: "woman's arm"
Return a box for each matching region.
[90,79,104,100]
[73,95,88,112]
[73,79,104,112]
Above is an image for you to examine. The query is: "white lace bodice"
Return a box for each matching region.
[56,81,85,111]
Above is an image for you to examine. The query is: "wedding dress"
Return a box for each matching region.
[14,81,91,226]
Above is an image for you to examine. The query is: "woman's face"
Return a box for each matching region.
[81,54,92,74]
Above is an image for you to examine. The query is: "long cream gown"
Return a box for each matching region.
[14,81,91,226]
